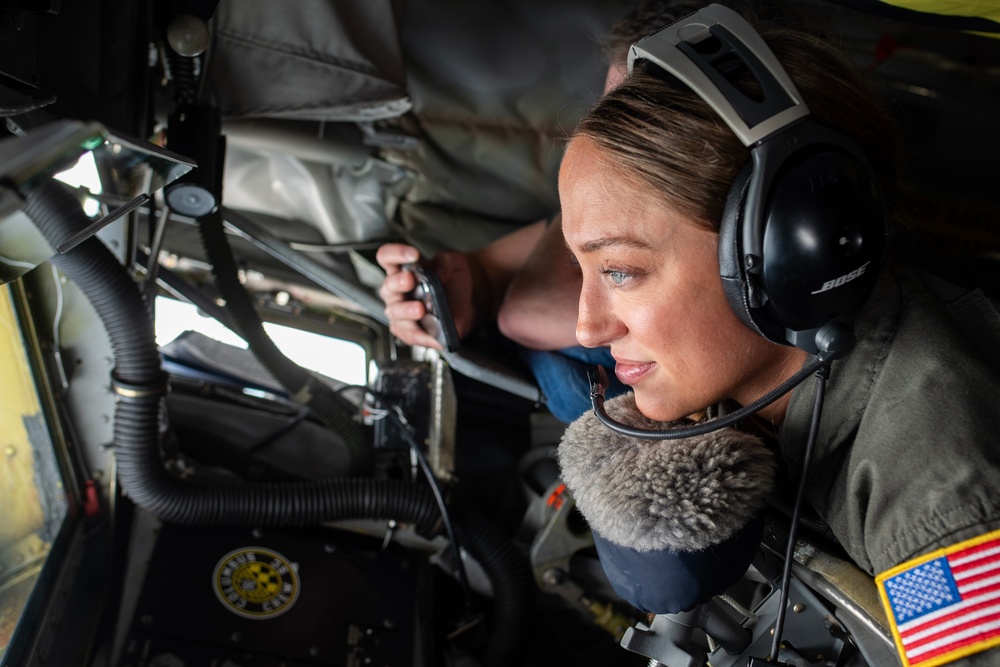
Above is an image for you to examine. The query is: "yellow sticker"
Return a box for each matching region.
[213,547,299,619]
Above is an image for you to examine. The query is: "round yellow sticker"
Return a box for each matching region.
[213,547,299,619]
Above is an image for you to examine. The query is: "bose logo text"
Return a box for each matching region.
[811,261,870,295]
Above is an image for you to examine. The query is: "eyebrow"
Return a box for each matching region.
[576,236,653,253]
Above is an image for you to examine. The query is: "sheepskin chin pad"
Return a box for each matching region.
[557,393,776,553]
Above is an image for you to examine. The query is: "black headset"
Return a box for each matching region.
[627,4,889,359]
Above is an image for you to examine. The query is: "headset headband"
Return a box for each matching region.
[627,4,808,146]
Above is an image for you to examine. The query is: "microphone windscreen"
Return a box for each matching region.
[558,393,777,613]
[590,515,765,614]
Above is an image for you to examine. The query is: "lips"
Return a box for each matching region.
[613,359,656,385]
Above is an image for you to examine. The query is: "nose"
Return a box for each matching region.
[576,279,625,348]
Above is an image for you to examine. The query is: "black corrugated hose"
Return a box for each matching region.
[23,179,534,666]
[196,208,374,474]
[453,504,538,662]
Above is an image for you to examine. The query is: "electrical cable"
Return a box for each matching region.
[769,363,830,661]
[287,240,389,253]
[49,263,69,390]
[246,406,312,454]
[144,204,170,308]
[336,384,476,613]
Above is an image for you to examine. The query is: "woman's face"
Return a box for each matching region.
[560,137,806,423]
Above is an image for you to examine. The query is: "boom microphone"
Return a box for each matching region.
[587,355,826,440]
[558,393,777,614]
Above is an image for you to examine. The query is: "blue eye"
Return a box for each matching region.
[601,268,632,286]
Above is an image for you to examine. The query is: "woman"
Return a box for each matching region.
[558,6,1000,666]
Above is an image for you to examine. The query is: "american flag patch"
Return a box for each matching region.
[876,528,1000,667]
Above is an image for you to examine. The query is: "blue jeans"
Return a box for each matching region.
[516,345,630,423]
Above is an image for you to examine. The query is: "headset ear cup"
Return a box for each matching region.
[718,163,771,340]
[718,146,886,351]
[760,149,887,335]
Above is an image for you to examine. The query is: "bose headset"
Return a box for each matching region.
[589,4,890,437]
[631,3,888,359]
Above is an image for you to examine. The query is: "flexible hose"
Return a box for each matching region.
[24,179,532,666]
[196,208,373,474]
[453,504,537,659]
[23,180,415,525]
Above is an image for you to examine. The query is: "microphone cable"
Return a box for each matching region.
[769,362,829,662]
[336,384,475,614]
[588,355,827,439]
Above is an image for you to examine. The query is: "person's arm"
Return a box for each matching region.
[497,214,582,350]
[465,219,548,322]
[377,215,582,351]
[375,221,548,349]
